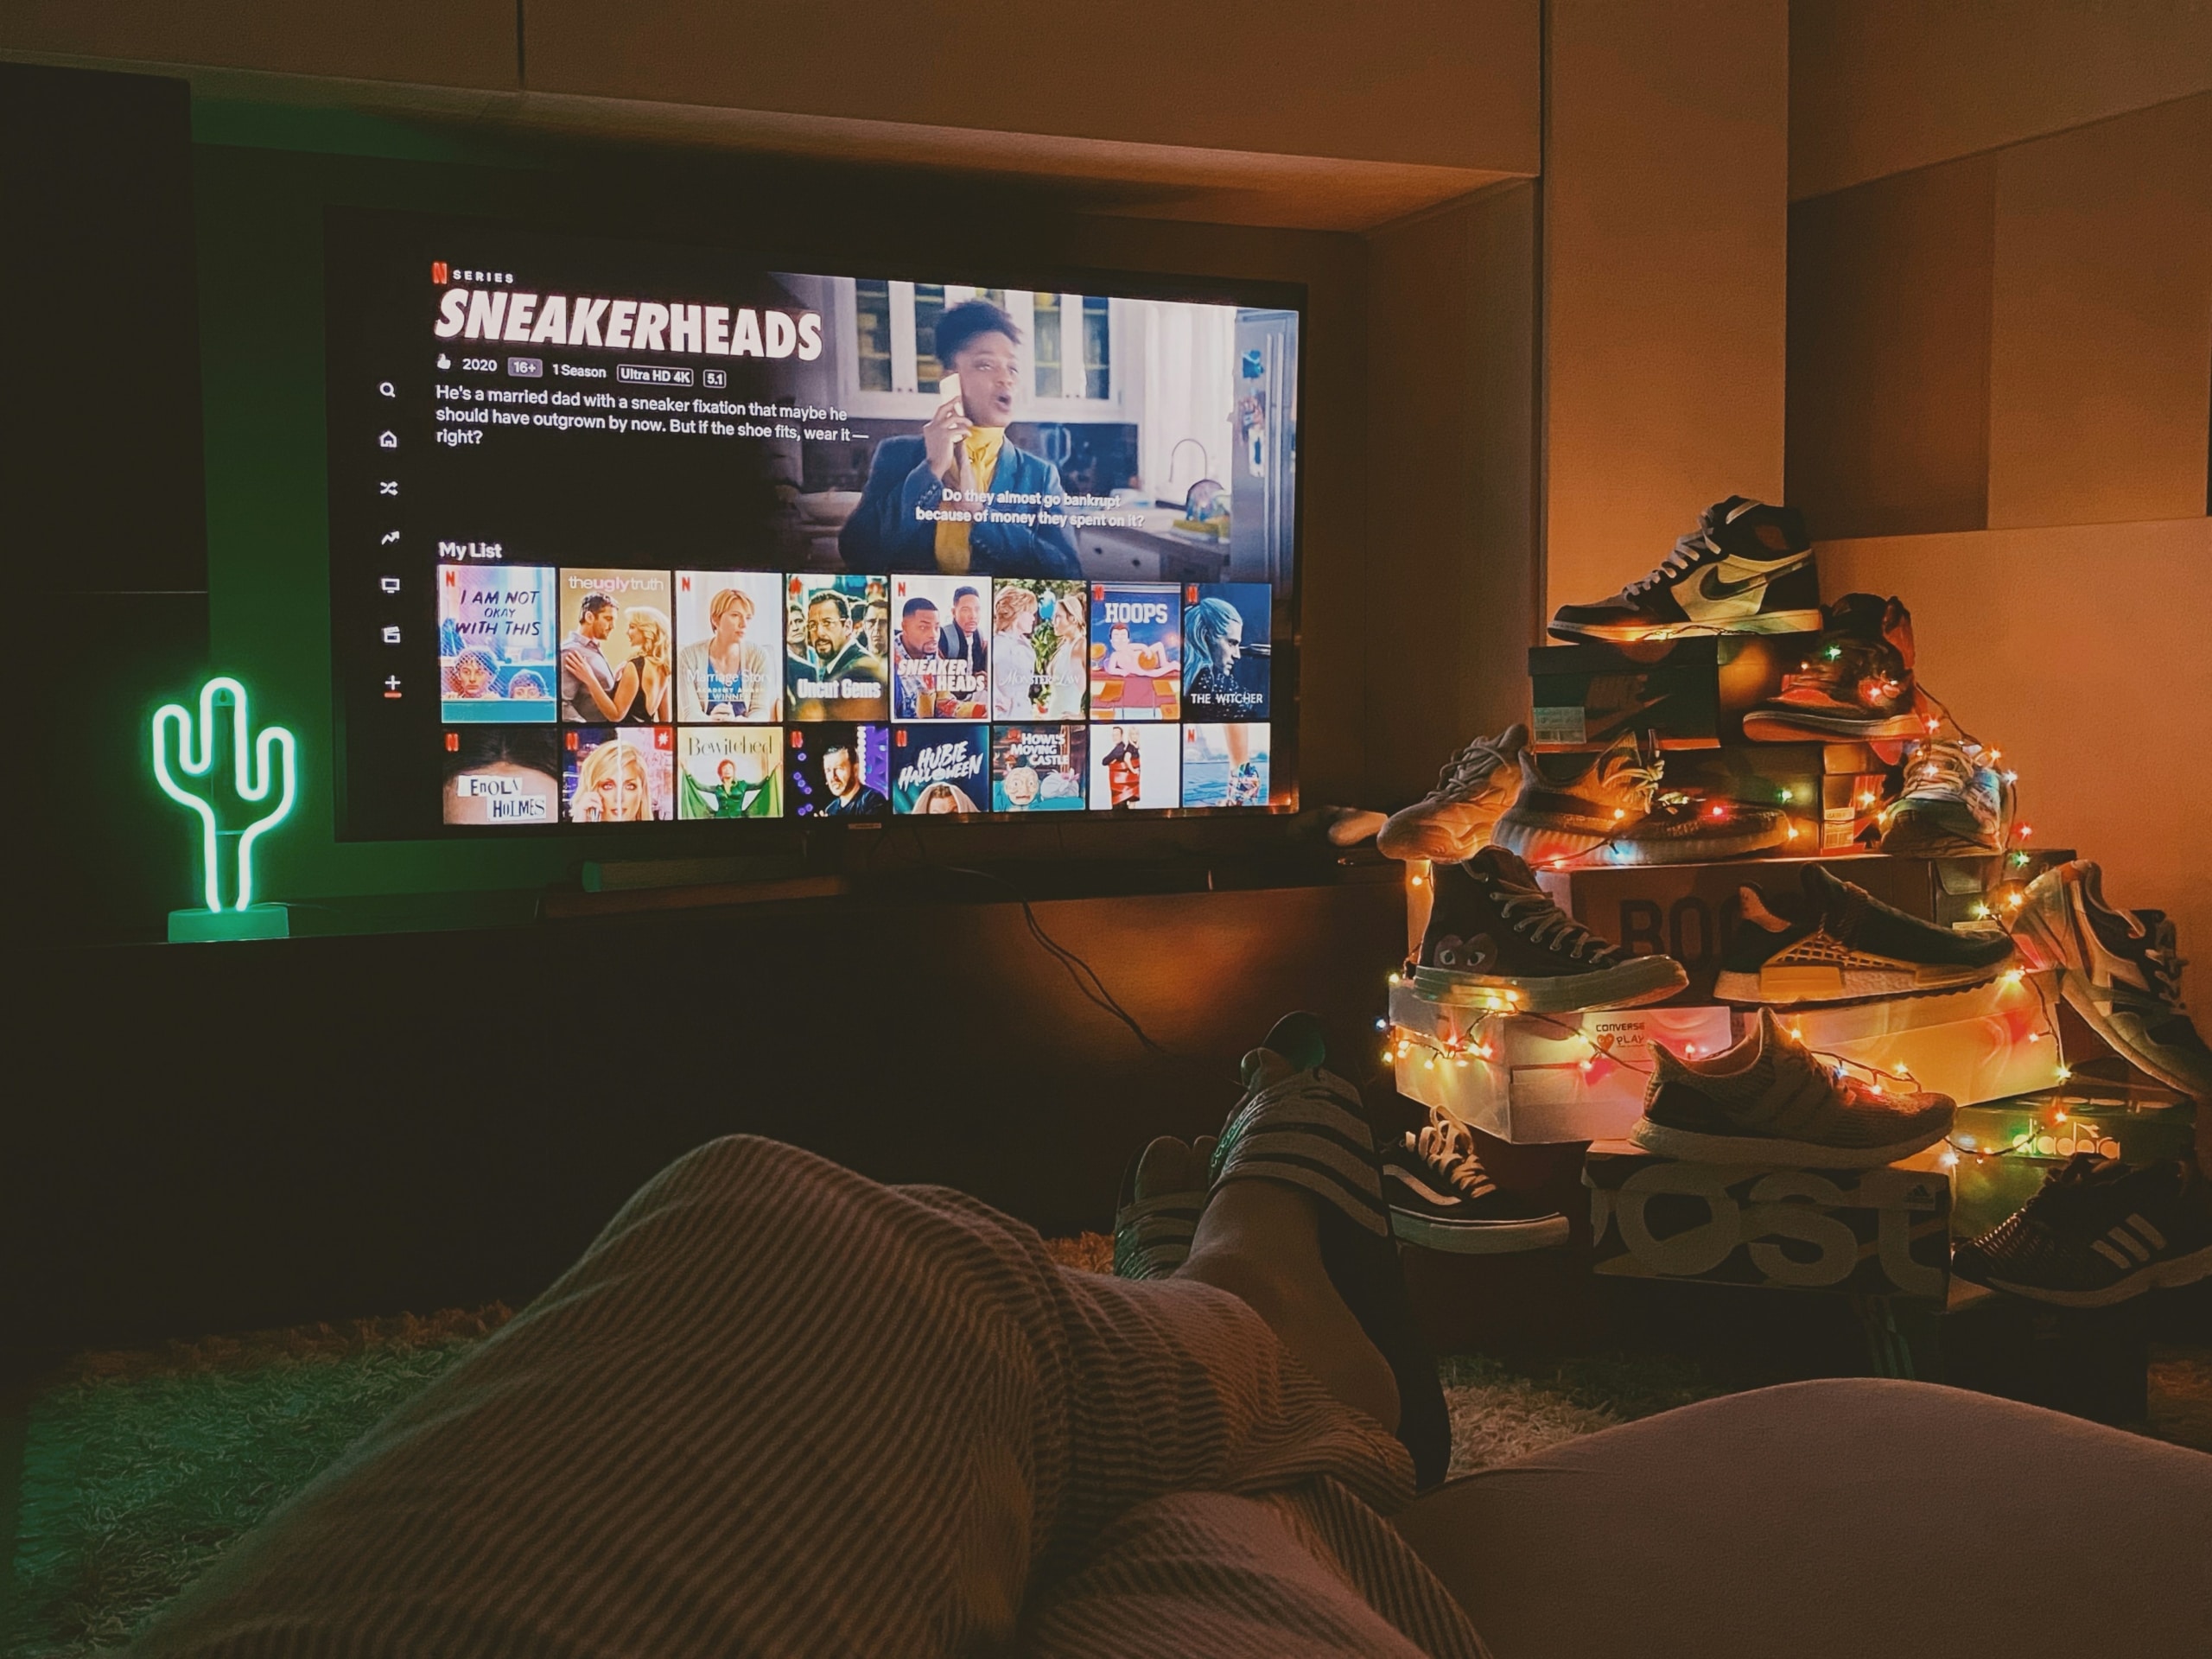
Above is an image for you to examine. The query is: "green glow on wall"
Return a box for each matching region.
[152,677,298,912]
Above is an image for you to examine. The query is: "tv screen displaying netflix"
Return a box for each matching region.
[325,211,1302,838]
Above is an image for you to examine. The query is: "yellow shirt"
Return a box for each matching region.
[933,426,1007,575]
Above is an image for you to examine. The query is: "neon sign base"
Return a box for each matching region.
[169,903,290,944]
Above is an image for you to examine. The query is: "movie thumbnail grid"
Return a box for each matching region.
[438,566,1274,823]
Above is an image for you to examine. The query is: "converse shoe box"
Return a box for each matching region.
[1583,1141,1951,1301]
[1529,633,1821,748]
[1389,979,1733,1144]
[1948,1084,2197,1236]
[1530,847,2075,1001]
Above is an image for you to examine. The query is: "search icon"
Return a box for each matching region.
[378,380,395,397]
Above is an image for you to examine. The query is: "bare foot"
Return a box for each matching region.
[1173,1056,1401,1432]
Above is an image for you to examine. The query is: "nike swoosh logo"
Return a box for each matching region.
[1698,566,1772,601]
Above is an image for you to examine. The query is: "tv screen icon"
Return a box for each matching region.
[378,576,402,594]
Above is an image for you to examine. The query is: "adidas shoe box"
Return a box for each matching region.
[1583,1141,1950,1301]
[1768,969,2069,1110]
[1528,633,1820,749]
[1948,1084,2198,1237]
[1388,979,1733,1144]
[1530,847,2075,1002]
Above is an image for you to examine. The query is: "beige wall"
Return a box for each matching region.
[1819,519,2212,959]
[1542,0,1789,616]
[1790,0,2212,199]
[1365,185,1539,801]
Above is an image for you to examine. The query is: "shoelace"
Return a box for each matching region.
[1490,880,1615,961]
[1595,749,1666,817]
[1430,732,1514,801]
[1408,1122,1490,1195]
[1623,521,1719,596]
[2143,938,2190,1009]
[1904,739,1987,800]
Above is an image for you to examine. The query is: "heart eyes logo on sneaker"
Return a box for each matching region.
[1432,932,1498,972]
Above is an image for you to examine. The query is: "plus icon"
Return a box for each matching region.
[383,675,403,698]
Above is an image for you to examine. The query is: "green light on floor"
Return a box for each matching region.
[152,677,297,922]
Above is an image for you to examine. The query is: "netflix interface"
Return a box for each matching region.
[328,211,1301,836]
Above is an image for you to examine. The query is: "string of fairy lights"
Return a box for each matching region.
[1384,699,2120,1174]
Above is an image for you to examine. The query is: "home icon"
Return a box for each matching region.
[378,430,397,448]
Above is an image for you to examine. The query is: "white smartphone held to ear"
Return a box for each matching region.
[938,373,962,412]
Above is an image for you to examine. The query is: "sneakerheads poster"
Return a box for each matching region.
[992,723,1088,810]
[892,725,988,814]
[439,565,558,722]
[890,575,990,721]
[677,727,783,819]
[1090,723,1179,810]
[1089,583,1180,721]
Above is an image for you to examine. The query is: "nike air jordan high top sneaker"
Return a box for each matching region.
[1742,593,1923,741]
[1548,497,1821,643]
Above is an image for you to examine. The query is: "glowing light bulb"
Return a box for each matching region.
[1973,903,1992,919]
[2055,1066,2072,1083]
[1410,875,1424,887]
[2028,1031,2043,1044]
[1939,1151,1958,1168]
[1924,717,1941,733]
[1423,1057,1435,1071]
[2055,1109,2068,1121]
[1858,792,1875,808]
[1685,1043,1700,1058]
[1785,826,1800,841]
[2002,771,2018,785]
[2018,824,2034,839]
[1387,972,1400,985]
[1578,1058,1594,1073]
[2010,851,2030,867]
[2005,891,2024,909]
[2002,969,2024,985]
[1789,1027,1804,1043]
[1894,1063,1910,1077]
[1375,1017,1389,1030]
[1987,750,2001,762]
[1824,645,1842,660]
[1613,808,1626,820]
[1708,803,1726,819]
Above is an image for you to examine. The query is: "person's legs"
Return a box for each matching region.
[135,1135,1437,1658]
[1394,1377,2212,1659]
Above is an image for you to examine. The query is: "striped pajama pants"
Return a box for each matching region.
[137,1136,1487,1658]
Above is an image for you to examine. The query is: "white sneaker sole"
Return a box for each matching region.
[1548,610,1824,643]
[1982,1242,2212,1307]
[1412,955,1688,1014]
[1391,1208,1572,1254]
[1627,1116,1950,1168]
[1740,709,1926,741]
[1713,960,2008,1006]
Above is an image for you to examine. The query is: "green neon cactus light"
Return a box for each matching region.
[152,677,298,913]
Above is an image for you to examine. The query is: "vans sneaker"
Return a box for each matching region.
[1378,724,1529,862]
[2012,861,2211,1100]
[1382,1109,1571,1253]
[1630,1007,1955,1166]
[1548,497,1821,643]
[1413,845,1688,1012]
[1741,593,1923,741]
[1713,863,2017,1005]
[1880,739,2012,856]
[1952,1154,2212,1306]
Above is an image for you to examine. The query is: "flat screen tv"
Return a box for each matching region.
[326,211,1300,838]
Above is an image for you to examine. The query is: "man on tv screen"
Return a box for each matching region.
[817,728,888,817]
[839,300,1083,580]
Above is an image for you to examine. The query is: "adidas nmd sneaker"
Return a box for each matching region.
[1413,846,1688,1013]
[1382,1107,1571,1253]
[2012,861,2211,1101]
[1548,497,1821,643]
[1714,864,2017,1006]
[1952,1154,2212,1306]
[1742,593,1924,741]
[1377,724,1529,863]
[1630,1007,1955,1166]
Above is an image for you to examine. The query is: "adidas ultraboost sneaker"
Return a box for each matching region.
[1382,1109,1571,1254]
[1741,593,1924,741]
[1413,846,1688,1013]
[1548,497,1821,643]
[1630,1007,1955,1166]
[1880,739,2012,856]
[1714,863,2018,1005]
[1378,724,1530,862]
[2013,861,2212,1100]
[1952,1154,2212,1306]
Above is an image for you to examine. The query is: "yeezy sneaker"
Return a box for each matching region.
[1951,1154,2212,1306]
[1413,846,1688,1012]
[1630,1007,1955,1166]
[2012,861,2212,1100]
[1741,593,1923,741]
[1879,739,2012,856]
[1382,1108,1572,1253]
[1714,863,2018,1005]
[1378,724,1530,862]
[1490,735,1789,866]
[1548,497,1821,643]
